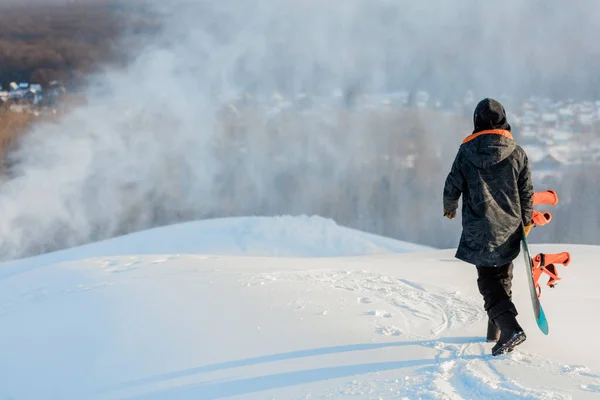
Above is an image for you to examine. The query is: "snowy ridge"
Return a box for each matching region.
[0,218,598,399]
[2,216,431,270]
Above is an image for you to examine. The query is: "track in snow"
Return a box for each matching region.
[233,267,600,399]
[2,242,600,399]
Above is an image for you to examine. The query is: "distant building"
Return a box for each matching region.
[540,113,558,129]
[415,91,430,108]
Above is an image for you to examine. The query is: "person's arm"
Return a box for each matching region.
[443,152,465,218]
[518,154,534,228]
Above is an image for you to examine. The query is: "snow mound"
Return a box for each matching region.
[8,215,432,267]
[93,215,432,257]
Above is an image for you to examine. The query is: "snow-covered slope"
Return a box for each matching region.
[3,216,431,270]
[0,217,598,399]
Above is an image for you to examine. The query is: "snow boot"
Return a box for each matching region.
[486,318,500,342]
[491,311,526,356]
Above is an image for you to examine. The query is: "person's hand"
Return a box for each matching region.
[444,209,456,220]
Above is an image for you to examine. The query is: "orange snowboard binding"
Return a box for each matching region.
[529,190,558,227]
[531,190,558,226]
[531,252,571,298]
[532,190,559,207]
[528,189,572,299]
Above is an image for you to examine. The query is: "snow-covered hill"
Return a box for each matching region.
[0,217,598,399]
[2,216,432,271]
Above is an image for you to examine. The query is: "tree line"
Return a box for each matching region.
[0,0,159,89]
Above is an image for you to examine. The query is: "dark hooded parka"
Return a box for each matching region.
[443,98,534,266]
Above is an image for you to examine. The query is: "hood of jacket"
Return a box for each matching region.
[460,98,516,169]
[460,131,517,169]
[473,98,511,133]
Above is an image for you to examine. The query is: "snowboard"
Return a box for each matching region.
[521,225,549,335]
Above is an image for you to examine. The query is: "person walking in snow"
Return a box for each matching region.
[442,98,534,356]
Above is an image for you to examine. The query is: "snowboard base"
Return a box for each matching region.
[521,226,549,335]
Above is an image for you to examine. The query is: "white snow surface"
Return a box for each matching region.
[7,216,431,267]
[0,216,598,399]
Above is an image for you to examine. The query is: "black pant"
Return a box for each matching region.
[476,262,518,320]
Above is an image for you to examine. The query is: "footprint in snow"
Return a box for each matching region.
[357,297,372,304]
[122,258,142,268]
[366,310,393,318]
[377,325,403,336]
[100,259,119,270]
[102,258,142,274]
[581,383,600,392]
[561,364,600,378]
